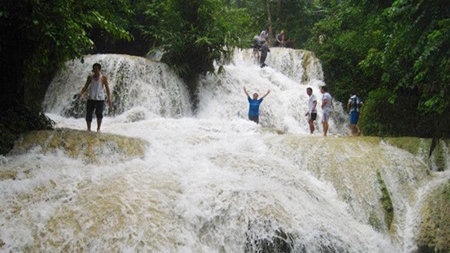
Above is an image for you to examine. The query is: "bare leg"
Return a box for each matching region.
[97,118,102,132]
[350,124,356,136]
[309,120,315,134]
[86,121,92,132]
[356,124,361,135]
[323,121,328,137]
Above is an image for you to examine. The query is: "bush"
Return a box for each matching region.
[359,88,394,136]
[360,87,421,136]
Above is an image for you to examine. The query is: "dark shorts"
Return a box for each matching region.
[309,113,317,121]
[350,111,360,124]
[86,99,105,122]
[249,115,259,124]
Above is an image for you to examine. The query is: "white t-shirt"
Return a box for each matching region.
[308,94,317,113]
[322,92,332,111]
[260,30,268,41]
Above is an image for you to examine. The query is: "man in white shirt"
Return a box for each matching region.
[260,27,269,42]
[77,63,111,132]
[320,86,332,137]
[305,87,317,134]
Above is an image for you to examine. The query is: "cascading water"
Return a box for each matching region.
[0,48,449,252]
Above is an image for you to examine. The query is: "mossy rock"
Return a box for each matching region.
[10,128,147,164]
[377,170,394,231]
[383,137,450,172]
[416,180,450,252]
[0,170,17,181]
[383,137,430,158]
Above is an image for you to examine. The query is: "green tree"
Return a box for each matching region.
[304,0,450,137]
[305,0,386,105]
[271,0,318,48]
[0,0,133,154]
[1,0,132,108]
[142,0,252,109]
[383,0,449,113]
[364,0,450,137]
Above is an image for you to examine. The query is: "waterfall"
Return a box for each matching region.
[43,49,347,135]
[43,54,193,120]
[1,49,449,252]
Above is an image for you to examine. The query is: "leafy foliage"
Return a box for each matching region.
[141,0,252,107]
[0,0,133,108]
[305,0,450,137]
[381,0,450,114]
[0,0,133,154]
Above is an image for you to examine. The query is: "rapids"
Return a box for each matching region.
[0,48,449,252]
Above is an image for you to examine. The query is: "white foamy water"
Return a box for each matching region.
[1,49,449,252]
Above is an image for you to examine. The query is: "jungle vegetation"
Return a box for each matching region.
[1,0,449,154]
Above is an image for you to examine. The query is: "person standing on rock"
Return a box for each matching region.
[320,86,332,137]
[305,87,318,134]
[260,40,270,68]
[347,90,364,136]
[77,63,111,132]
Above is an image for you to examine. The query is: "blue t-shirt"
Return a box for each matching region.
[248,97,263,116]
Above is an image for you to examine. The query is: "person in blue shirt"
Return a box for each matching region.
[244,87,271,124]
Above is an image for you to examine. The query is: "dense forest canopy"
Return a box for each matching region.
[0,0,449,154]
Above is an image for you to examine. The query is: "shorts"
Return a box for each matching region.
[86,99,105,122]
[350,111,360,125]
[322,109,331,122]
[309,113,317,121]
[249,115,259,124]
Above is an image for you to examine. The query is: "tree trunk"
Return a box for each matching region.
[265,0,273,45]
[276,0,281,25]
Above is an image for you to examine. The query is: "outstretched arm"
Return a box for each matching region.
[244,87,250,98]
[261,89,271,99]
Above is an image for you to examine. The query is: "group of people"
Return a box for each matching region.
[306,87,365,136]
[253,27,271,68]
[78,63,364,136]
[245,85,364,137]
[252,27,287,68]
[304,86,333,136]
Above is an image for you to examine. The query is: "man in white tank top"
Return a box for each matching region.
[77,63,111,132]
